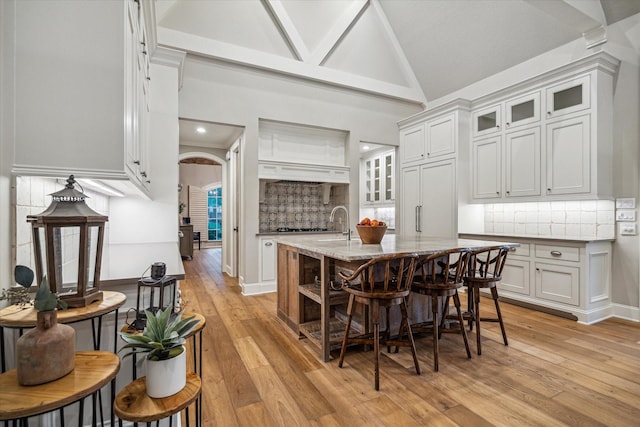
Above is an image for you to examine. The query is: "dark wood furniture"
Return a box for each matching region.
[180,224,194,259]
[0,351,120,426]
[114,372,201,426]
[411,249,472,371]
[337,253,421,390]
[463,246,510,355]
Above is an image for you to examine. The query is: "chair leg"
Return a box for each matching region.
[467,286,475,331]
[385,306,391,353]
[453,292,472,359]
[474,285,482,355]
[338,294,355,368]
[432,294,439,372]
[400,299,420,375]
[439,295,450,334]
[491,287,508,346]
[372,300,380,391]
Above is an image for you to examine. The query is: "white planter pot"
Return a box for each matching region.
[145,346,187,398]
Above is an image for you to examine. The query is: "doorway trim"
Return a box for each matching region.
[178,151,235,277]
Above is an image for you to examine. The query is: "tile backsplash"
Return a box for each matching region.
[259,181,348,232]
[483,201,615,239]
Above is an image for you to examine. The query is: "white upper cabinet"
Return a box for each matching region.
[362,149,395,206]
[545,75,590,119]
[12,0,152,196]
[472,104,502,138]
[468,52,618,202]
[505,91,541,130]
[400,107,465,166]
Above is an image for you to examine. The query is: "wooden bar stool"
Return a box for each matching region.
[337,253,420,390]
[410,248,472,371]
[463,246,510,355]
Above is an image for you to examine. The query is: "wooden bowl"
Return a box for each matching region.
[356,225,387,244]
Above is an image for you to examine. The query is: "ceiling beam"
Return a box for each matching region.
[158,27,426,105]
[262,0,310,62]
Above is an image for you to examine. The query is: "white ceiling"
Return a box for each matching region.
[179,119,243,151]
[160,0,640,150]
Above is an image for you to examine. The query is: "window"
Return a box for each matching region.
[207,187,222,241]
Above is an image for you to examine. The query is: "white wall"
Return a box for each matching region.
[178,57,422,285]
[441,15,640,310]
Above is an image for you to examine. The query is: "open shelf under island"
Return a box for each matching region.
[276,234,518,362]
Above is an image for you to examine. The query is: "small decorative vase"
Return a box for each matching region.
[145,346,186,398]
[16,309,75,386]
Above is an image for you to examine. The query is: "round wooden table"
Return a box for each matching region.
[0,351,120,423]
[115,373,201,426]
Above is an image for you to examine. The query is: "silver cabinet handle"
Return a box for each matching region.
[550,250,562,256]
[418,205,422,232]
[265,242,273,247]
[415,206,420,233]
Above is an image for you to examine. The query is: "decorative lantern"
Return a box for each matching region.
[27,175,107,308]
[131,262,177,330]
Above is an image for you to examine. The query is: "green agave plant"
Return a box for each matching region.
[119,306,199,362]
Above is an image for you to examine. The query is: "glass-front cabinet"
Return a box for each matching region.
[362,149,395,206]
[545,75,590,119]
[505,91,540,129]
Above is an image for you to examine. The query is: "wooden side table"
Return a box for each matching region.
[0,291,126,427]
[0,351,120,425]
[115,373,201,426]
[121,311,206,424]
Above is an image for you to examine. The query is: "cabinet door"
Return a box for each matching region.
[419,159,457,238]
[505,126,540,198]
[260,238,276,282]
[545,115,590,195]
[426,114,456,159]
[472,104,501,138]
[400,124,426,164]
[545,75,590,119]
[472,136,501,199]
[382,151,395,203]
[400,166,421,236]
[535,262,580,306]
[505,91,540,129]
[500,258,531,295]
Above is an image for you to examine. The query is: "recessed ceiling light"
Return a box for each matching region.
[196,127,206,134]
[362,145,370,151]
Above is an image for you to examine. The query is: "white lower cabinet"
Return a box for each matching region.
[460,235,612,324]
[259,238,277,283]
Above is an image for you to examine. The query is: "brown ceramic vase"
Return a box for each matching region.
[16,309,75,385]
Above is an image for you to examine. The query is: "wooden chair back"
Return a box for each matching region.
[414,248,470,287]
[339,253,418,295]
[467,246,510,281]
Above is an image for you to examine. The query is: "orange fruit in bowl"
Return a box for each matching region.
[359,217,371,226]
[371,219,379,226]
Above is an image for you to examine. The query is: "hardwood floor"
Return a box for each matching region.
[182,248,640,426]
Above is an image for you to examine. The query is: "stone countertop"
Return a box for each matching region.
[100,242,185,286]
[458,232,615,243]
[276,234,518,262]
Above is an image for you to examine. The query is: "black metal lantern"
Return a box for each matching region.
[132,263,177,330]
[27,175,107,308]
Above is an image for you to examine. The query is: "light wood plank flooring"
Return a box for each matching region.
[182,248,640,426]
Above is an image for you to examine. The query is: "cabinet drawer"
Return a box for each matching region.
[535,244,579,262]
[507,243,530,257]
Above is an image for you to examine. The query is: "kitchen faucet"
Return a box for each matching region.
[329,205,351,240]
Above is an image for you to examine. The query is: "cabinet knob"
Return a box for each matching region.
[547,111,552,115]
[506,190,510,194]
[265,242,273,247]
[496,125,500,129]
[134,160,140,165]
[146,77,151,81]
[547,188,551,192]
[550,251,562,256]
[506,122,510,126]
[140,171,147,178]
[146,180,151,184]
[536,268,540,271]
[496,191,500,195]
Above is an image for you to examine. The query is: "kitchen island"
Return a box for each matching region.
[276,234,517,361]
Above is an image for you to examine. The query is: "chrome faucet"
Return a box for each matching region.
[330,205,351,240]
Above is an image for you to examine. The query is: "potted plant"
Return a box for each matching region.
[15,273,74,385]
[120,306,199,398]
[0,265,36,306]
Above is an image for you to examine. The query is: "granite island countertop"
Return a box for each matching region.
[276,234,518,262]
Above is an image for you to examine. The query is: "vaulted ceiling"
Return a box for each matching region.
[158,0,640,148]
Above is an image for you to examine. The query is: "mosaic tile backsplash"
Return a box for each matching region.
[483,200,615,239]
[259,181,348,232]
